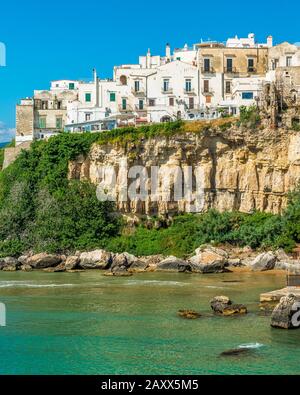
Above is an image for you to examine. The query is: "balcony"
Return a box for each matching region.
[201,67,215,74]
[201,89,214,96]
[118,104,134,112]
[161,88,173,94]
[135,104,147,112]
[184,88,196,95]
[131,88,145,96]
[247,67,257,73]
[224,67,238,74]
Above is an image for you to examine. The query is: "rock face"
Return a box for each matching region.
[68,127,300,216]
[189,246,228,273]
[79,250,112,270]
[26,253,62,269]
[251,252,277,272]
[0,257,20,271]
[65,256,80,271]
[271,294,300,329]
[211,296,247,316]
[156,256,190,272]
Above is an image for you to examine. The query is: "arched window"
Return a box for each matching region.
[120,75,127,85]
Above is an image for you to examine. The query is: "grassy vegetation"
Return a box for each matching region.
[0,120,300,257]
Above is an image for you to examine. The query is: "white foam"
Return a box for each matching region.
[125,280,188,287]
[238,343,264,349]
[0,281,75,288]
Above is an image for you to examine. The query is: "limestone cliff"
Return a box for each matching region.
[69,125,300,216]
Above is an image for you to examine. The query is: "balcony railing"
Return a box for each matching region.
[202,89,214,95]
[161,88,173,94]
[201,67,215,74]
[247,67,257,73]
[131,88,145,96]
[118,104,134,112]
[135,105,147,111]
[224,67,238,74]
[184,88,196,94]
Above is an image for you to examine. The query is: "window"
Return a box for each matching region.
[57,101,62,110]
[169,97,174,106]
[225,81,231,94]
[203,80,209,93]
[85,113,91,121]
[134,80,140,92]
[242,92,254,100]
[176,57,181,61]
[248,58,255,72]
[39,117,46,129]
[149,99,155,107]
[110,92,116,102]
[204,58,210,72]
[139,100,144,110]
[122,98,127,110]
[85,93,91,102]
[185,79,192,92]
[69,83,75,90]
[41,101,48,110]
[120,75,127,85]
[272,59,279,70]
[163,79,170,92]
[189,97,194,109]
[206,96,211,104]
[226,58,233,72]
[286,56,292,67]
[56,117,62,129]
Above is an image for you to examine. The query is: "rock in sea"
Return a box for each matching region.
[26,253,62,269]
[210,296,247,316]
[250,252,277,272]
[177,310,202,319]
[79,250,112,270]
[271,294,300,329]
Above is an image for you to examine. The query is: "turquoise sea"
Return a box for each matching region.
[0,270,299,375]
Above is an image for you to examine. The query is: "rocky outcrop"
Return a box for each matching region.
[156,256,190,272]
[250,252,277,271]
[0,257,20,271]
[271,294,300,329]
[68,127,300,216]
[26,253,62,269]
[65,256,80,271]
[189,246,228,273]
[211,296,247,316]
[79,250,112,270]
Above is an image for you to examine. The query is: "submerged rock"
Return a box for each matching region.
[251,252,277,272]
[43,263,66,273]
[220,348,252,357]
[26,253,62,269]
[271,294,300,329]
[79,250,112,270]
[177,310,202,319]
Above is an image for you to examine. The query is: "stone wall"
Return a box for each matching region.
[3,142,31,169]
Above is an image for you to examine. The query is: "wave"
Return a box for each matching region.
[0,281,75,288]
[125,280,188,286]
[238,343,264,349]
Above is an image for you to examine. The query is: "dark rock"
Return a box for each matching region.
[220,348,252,357]
[177,310,202,319]
[271,294,300,329]
[26,253,62,269]
[251,252,277,272]
[211,296,247,316]
[156,256,190,272]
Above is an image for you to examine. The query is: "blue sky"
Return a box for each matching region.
[0,0,299,141]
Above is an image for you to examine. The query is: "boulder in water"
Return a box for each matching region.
[79,250,112,270]
[26,253,62,269]
[271,294,300,329]
[177,310,202,319]
[251,252,277,272]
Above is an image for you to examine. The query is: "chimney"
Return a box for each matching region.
[93,68,99,107]
[267,35,273,48]
[146,48,151,68]
[166,43,171,61]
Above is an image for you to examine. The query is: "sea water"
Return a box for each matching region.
[0,270,299,375]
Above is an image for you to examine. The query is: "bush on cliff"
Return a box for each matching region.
[0,133,120,256]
